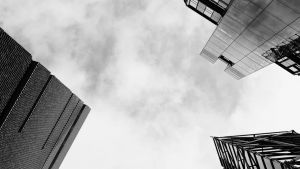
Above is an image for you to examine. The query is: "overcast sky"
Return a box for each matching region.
[1,0,300,169]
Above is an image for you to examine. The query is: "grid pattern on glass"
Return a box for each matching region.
[201,0,300,79]
[213,130,300,169]
[186,0,223,23]
[210,0,232,10]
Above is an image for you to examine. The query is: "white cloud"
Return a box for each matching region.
[3,0,296,169]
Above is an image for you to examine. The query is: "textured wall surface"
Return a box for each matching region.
[0,28,90,169]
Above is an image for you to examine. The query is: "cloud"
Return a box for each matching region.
[0,0,248,169]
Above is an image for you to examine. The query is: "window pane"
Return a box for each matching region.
[212,12,222,23]
[263,158,273,169]
[197,2,205,13]
[204,7,214,17]
[256,155,266,169]
[281,59,295,67]
[273,161,282,169]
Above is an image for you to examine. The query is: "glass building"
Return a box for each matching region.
[184,0,300,79]
[213,130,300,169]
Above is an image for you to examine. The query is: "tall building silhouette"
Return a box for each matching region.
[184,0,300,79]
[0,28,90,169]
[213,130,300,169]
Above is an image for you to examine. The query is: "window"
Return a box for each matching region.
[212,12,222,22]
[263,158,273,169]
[197,2,206,13]
[189,0,198,8]
[204,7,214,17]
[289,66,298,72]
[273,161,283,169]
[256,155,266,169]
[281,59,295,67]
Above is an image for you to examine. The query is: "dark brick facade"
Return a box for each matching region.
[0,28,90,169]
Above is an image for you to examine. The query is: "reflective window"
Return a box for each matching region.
[248,18,277,41]
[281,59,295,67]
[214,29,234,44]
[227,6,253,26]
[211,12,222,23]
[273,161,283,169]
[256,155,266,169]
[278,26,298,39]
[290,17,300,32]
[223,51,239,63]
[231,42,251,55]
[235,35,258,51]
[266,0,299,25]
[204,6,214,17]
[197,2,206,12]
[201,48,219,63]
[263,158,273,169]
[225,46,244,61]
[233,62,251,75]
[189,0,198,8]
[241,57,262,70]
[289,66,298,72]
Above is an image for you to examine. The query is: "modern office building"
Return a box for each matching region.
[213,130,300,169]
[0,28,90,169]
[184,0,300,79]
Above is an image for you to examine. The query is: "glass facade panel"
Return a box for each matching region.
[206,41,224,54]
[214,29,234,44]
[196,2,206,12]
[235,35,258,51]
[242,29,266,47]
[254,10,287,33]
[241,56,262,70]
[204,7,214,17]
[269,35,286,46]
[289,66,298,72]
[248,52,272,67]
[210,35,229,50]
[263,157,273,169]
[278,26,298,39]
[223,51,239,63]
[227,6,254,26]
[259,41,274,52]
[256,155,266,169]
[235,0,263,18]
[232,63,251,76]
[231,42,251,55]
[218,24,240,39]
[235,61,255,74]
[248,18,277,41]
[281,59,295,67]
[201,48,219,63]
[211,12,222,23]
[273,161,282,169]
[189,0,198,8]
[221,16,247,34]
[250,0,272,9]
[290,17,300,32]
[266,0,299,25]
[225,47,244,60]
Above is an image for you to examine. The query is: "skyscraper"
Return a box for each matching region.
[0,27,90,169]
[213,130,300,169]
[184,0,300,79]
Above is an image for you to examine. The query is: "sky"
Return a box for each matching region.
[1,0,300,169]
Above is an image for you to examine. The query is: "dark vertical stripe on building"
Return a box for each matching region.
[41,94,74,149]
[0,28,32,117]
[0,61,37,129]
[18,76,53,132]
[41,100,82,169]
[49,105,90,169]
